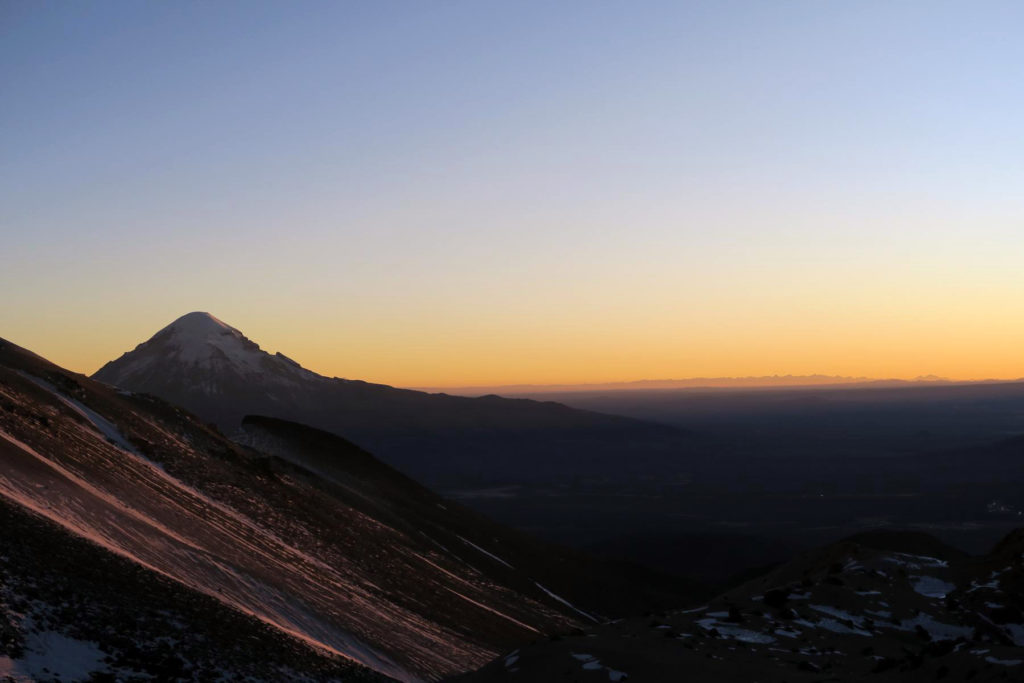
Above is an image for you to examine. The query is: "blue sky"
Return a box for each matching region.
[3,2,1024,385]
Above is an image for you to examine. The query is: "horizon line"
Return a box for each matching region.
[406,374,1024,394]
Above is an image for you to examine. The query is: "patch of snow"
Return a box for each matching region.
[813,619,872,637]
[810,604,866,625]
[807,605,874,636]
[569,653,627,680]
[911,575,955,599]
[986,657,1022,666]
[535,582,599,623]
[969,578,1000,592]
[456,535,514,569]
[18,372,139,454]
[896,614,973,641]
[442,587,539,633]
[1003,623,1024,646]
[886,552,948,568]
[696,618,775,644]
[793,611,872,637]
[3,631,106,682]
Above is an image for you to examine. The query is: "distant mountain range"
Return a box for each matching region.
[92,312,697,487]
[411,374,1016,397]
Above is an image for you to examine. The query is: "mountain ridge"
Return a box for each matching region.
[92,313,697,488]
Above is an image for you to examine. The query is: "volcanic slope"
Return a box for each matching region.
[0,337,692,681]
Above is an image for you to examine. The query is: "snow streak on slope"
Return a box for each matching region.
[457,535,515,569]
[18,372,139,453]
[535,583,600,623]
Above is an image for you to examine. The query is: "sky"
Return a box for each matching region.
[2,1,1024,387]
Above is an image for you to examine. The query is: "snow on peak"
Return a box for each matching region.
[144,312,268,372]
[158,312,241,338]
[156,311,247,349]
[95,312,321,390]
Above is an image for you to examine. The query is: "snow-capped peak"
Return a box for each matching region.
[93,313,323,397]
[151,312,258,366]
[94,312,321,391]
[158,311,241,338]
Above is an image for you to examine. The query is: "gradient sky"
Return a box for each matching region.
[3,1,1024,387]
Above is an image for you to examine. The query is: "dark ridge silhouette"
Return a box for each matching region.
[92,312,699,487]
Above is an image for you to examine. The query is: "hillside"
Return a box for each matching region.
[453,530,1024,682]
[0,336,694,681]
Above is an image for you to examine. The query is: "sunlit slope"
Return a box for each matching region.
[0,496,384,681]
[0,337,591,681]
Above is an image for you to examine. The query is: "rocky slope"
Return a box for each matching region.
[453,530,1024,682]
[0,497,382,682]
[0,337,692,681]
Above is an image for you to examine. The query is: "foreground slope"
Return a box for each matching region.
[92,312,694,487]
[455,530,1024,682]
[0,336,671,680]
[0,498,382,682]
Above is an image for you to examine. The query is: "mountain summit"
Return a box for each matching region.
[95,312,314,395]
[93,312,695,487]
[140,311,260,368]
[161,309,237,333]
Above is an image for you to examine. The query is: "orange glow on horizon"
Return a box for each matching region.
[9,296,1024,390]
[7,219,1024,389]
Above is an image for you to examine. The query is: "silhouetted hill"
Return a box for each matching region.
[92,312,697,487]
